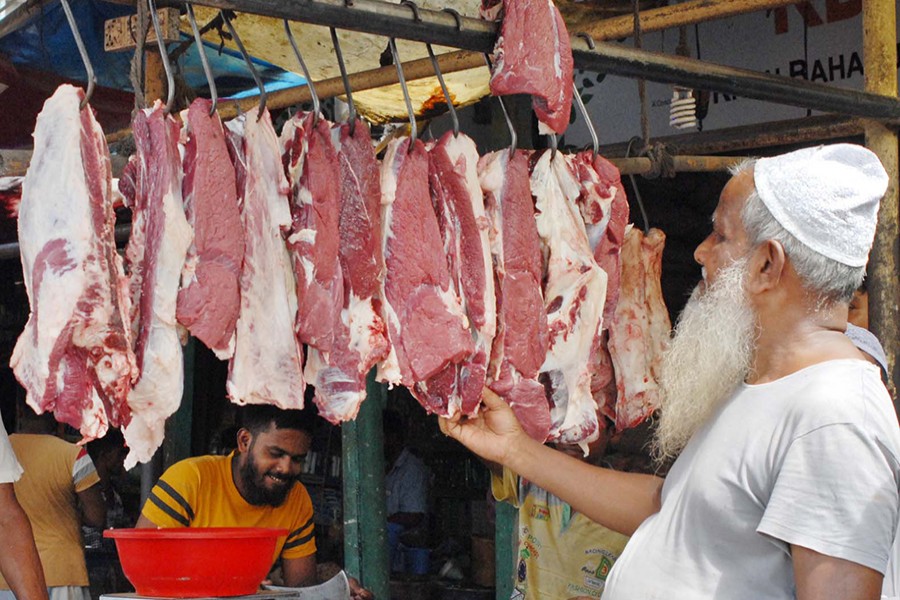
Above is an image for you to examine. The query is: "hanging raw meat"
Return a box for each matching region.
[489,0,574,134]
[532,151,607,448]
[607,226,671,431]
[11,84,136,439]
[481,149,551,442]
[282,113,343,352]
[377,137,473,393]
[225,107,305,410]
[413,132,496,417]
[176,98,244,359]
[302,119,391,424]
[121,101,193,467]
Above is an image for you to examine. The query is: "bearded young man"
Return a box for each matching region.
[137,405,371,599]
[441,144,900,600]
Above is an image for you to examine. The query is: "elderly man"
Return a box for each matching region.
[441,144,900,599]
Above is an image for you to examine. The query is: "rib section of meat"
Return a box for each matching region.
[489,0,574,134]
[413,132,496,417]
[481,150,551,442]
[607,227,671,431]
[11,84,136,439]
[176,98,244,359]
[225,107,305,410]
[532,151,607,448]
[122,101,193,467]
[377,137,473,394]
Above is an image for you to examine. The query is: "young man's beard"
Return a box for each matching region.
[239,451,294,507]
[652,257,757,462]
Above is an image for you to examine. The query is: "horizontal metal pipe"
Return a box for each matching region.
[610,155,746,175]
[0,223,132,261]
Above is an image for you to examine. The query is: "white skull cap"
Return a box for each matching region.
[753,143,888,267]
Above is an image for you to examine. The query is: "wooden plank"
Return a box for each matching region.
[104,8,180,52]
[863,0,899,399]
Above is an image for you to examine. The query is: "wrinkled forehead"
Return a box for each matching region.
[714,170,755,230]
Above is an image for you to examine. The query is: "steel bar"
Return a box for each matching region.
[0,223,131,261]
[585,0,803,41]
[863,0,899,399]
[610,155,746,175]
[162,0,900,121]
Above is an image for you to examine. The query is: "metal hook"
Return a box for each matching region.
[571,80,598,158]
[442,7,463,30]
[483,54,516,157]
[625,136,651,234]
[330,27,357,134]
[221,10,266,120]
[549,133,558,161]
[389,38,417,151]
[577,32,596,51]
[284,20,320,124]
[148,0,175,114]
[187,4,217,116]
[59,0,95,110]
[400,1,458,137]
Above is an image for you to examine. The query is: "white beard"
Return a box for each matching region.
[652,257,757,461]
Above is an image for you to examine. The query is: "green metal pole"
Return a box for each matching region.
[495,500,516,600]
[342,370,389,598]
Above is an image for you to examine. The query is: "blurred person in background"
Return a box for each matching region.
[0,404,104,600]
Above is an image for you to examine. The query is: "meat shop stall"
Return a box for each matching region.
[0,0,898,599]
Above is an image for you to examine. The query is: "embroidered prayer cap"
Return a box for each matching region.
[753,143,888,267]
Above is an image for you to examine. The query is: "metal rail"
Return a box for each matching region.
[167,0,900,121]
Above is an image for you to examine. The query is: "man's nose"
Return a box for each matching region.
[694,237,710,266]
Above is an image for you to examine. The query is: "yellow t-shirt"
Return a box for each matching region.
[0,433,99,588]
[141,452,316,562]
[493,468,629,599]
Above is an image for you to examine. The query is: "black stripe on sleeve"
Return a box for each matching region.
[287,516,315,541]
[156,480,195,521]
[147,492,191,527]
[284,529,316,550]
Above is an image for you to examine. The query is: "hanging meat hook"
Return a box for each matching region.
[221,10,267,121]
[389,38,417,152]
[186,4,218,116]
[483,54,517,157]
[571,80,598,159]
[284,20,321,125]
[400,0,459,137]
[147,0,175,114]
[548,132,558,161]
[59,0,95,110]
[330,27,357,134]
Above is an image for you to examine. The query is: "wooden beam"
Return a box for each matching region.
[610,155,746,174]
[863,0,899,398]
[583,0,803,41]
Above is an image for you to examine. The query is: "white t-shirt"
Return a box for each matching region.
[605,359,900,600]
[0,421,23,484]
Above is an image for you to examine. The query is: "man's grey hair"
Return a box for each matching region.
[730,158,865,304]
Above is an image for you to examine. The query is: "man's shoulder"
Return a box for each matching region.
[163,454,229,483]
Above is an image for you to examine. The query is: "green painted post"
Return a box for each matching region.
[495,500,516,600]
[164,337,195,468]
[343,370,389,598]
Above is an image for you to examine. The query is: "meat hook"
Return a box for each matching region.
[401,0,459,137]
[186,3,218,116]
[548,132,558,161]
[577,32,596,51]
[441,7,463,31]
[221,10,267,121]
[59,0,95,110]
[483,54,517,157]
[284,20,320,125]
[148,0,175,115]
[389,37,418,152]
[330,27,357,135]
[571,78,599,159]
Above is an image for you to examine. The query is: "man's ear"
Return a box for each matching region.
[746,240,786,294]
[236,428,252,453]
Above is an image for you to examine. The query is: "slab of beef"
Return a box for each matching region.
[607,226,671,431]
[532,151,606,449]
[302,120,390,424]
[489,0,573,134]
[412,132,496,417]
[377,137,473,392]
[225,107,305,410]
[176,98,243,359]
[481,149,550,441]
[282,113,343,352]
[121,101,193,467]
[11,84,136,439]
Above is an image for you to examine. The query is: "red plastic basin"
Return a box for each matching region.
[104,527,288,597]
